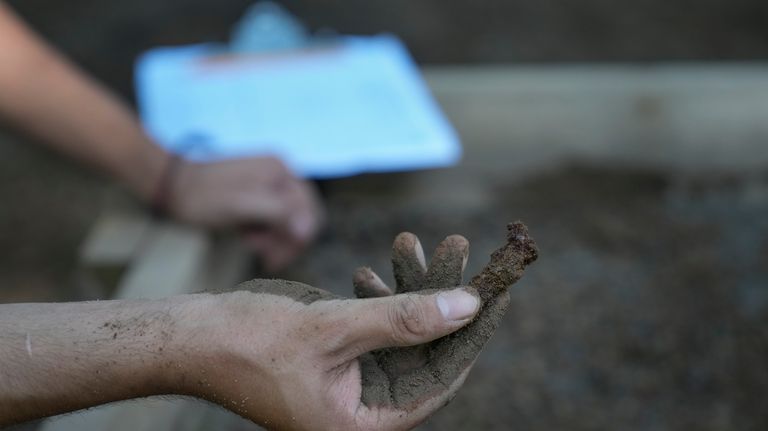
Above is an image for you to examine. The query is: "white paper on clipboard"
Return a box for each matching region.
[134,35,461,178]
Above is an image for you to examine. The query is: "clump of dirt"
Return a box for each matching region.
[232,278,336,305]
[470,222,539,302]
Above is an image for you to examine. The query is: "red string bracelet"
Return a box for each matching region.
[150,153,183,218]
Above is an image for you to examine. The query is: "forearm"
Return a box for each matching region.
[0,298,190,426]
[0,3,166,200]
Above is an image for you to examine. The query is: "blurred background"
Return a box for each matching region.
[2,0,768,430]
[7,0,768,95]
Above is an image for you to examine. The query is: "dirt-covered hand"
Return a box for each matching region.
[352,222,538,410]
[167,156,322,271]
[181,281,479,431]
[178,223,536,431]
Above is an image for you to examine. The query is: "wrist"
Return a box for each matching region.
[116,135,170,203]
[166,291,279,403]
[98,296,199,398]
[161,294,236,396]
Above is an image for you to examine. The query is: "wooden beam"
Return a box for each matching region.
[424,64,768,176]
[75,212,152,298]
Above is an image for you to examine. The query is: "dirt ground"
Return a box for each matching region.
[285,165,768,431]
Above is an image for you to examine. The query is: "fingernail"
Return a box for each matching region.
[437,289,479,321]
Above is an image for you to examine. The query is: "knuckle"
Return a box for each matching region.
[388,296,428,344]
[272,159,291,176]
[260,157,289,177]
[261,155,281,165]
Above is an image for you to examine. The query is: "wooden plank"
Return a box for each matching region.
[115,221,209,299]
[424,64,768,176]
[75,212,152,298]
[79,213,151,267]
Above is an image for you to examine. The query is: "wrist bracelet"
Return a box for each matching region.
[150,153,183,218]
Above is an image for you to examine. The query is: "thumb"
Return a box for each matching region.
[337,287,480,357]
